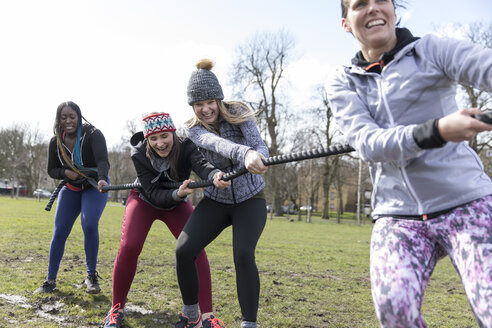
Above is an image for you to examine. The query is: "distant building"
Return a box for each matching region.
[0,179,28,196]
[314,174,372,216]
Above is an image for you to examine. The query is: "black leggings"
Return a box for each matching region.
[176,197,267,322]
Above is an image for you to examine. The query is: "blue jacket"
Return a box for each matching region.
[187,103,269,204]
[327,32,492,218]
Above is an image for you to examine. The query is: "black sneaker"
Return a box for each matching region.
[34,280,56,293]
[103,303,124,328]
[175,313,202,328]
[202,315,225,328]
[84,271,101,294]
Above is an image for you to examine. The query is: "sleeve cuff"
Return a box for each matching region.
[208,169,220,181]
[172,189,188,202]
[413,119,447,149]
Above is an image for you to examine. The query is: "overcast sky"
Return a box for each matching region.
[0,0,491,147]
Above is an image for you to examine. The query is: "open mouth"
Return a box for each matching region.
[366,19,385,28]
[156,146,169,154]
[201,112,215,120]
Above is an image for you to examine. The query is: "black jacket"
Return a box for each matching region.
[47,124,110,188]
[130,131,218,209]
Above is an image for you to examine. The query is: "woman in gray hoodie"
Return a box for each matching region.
[174,59,268,328]
[327,1,492,327]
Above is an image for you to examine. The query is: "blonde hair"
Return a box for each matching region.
[185,100,255,133]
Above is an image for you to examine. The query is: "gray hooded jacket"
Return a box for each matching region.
[187,103,268,204]
[327,33,492,218]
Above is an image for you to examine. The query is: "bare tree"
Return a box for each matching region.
[461,22,492,152]
[106,119,140,202]
[108,140,135,202]
[282,163,299,214]
[299,85,344,219]
[0,124,51,197]
[126,119,139,137]
[0,127,22,192]
[334,159,357,223]
[230,30,295,215]
[290,128,324,222]
[23,126,49,193]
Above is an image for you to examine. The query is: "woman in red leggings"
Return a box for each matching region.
[103,112,229,328]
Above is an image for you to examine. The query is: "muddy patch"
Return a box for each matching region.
[0,293,31,308]
[35,300,67,324]
[126,303,154,315]
[1,293,71,326]
[1,293,159,327]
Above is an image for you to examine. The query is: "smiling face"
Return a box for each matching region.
[342,0,397,61]
[193,99,219,124]
[148,132,174,158]
[60,106,79,135]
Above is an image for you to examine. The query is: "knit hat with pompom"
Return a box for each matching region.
[187,59,224,105]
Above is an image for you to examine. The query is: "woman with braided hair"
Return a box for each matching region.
[34,101,109,294]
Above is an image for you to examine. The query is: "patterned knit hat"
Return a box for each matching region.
[187,59,224,105]
[142,113,176,138]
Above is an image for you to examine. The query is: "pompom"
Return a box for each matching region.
[196,58,214,71]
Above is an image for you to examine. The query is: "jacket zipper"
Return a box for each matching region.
[377,77,424,214]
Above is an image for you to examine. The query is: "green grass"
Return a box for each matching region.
[0,196,477,327]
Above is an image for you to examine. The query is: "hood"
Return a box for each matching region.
[130,131,145,147]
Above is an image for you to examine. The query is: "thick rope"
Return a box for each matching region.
[44,178,100,211]
[101,143,355,191]
[45,179,67,211]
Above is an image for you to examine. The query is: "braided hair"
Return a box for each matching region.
[53,101,95,179]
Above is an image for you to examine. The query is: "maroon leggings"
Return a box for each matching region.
[112,190,213,313]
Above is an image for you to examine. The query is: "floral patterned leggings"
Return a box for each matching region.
[370,195,492,328]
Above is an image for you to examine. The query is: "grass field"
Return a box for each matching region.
[0,196,478,328]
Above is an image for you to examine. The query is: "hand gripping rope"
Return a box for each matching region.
[100,143,355,192]
[473,111,492,124]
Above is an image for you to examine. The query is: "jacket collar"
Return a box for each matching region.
[350,28,420,73]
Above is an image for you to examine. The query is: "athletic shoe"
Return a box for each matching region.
[84,271,101,294]
[34,280,56,293]
[202,315,225,328]
[174,313,202,328]
[103,303,124,328]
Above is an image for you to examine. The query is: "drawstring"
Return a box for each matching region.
[365,59,386,72]
[151,172,162,183]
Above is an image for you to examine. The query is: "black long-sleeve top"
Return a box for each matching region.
[130,131,218,209]
[47,124,110,188]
